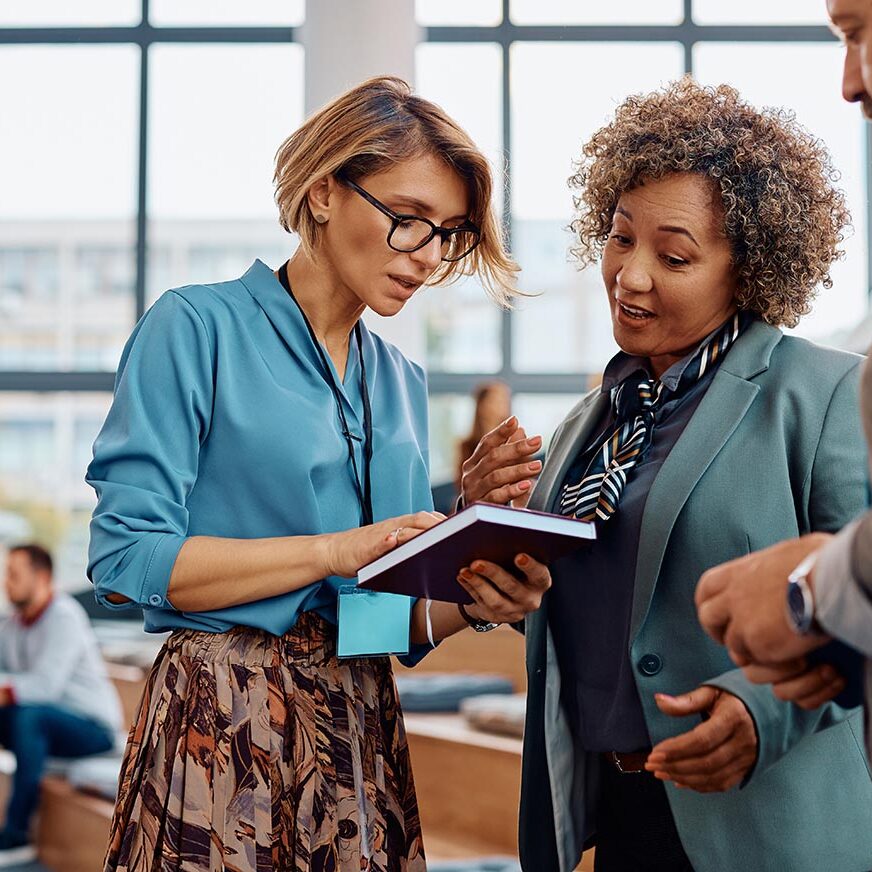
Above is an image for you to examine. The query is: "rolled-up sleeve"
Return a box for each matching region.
[86,291,214,610]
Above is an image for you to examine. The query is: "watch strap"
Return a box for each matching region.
[458,602,500,633]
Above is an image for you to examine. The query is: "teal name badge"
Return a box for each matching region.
[337,587,411,658]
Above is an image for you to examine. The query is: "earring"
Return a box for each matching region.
[313,214,328,224]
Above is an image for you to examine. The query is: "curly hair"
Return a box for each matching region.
[569,77,851,327]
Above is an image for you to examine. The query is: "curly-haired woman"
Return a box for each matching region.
[460,78,872,871]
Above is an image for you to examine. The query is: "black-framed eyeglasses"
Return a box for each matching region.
[337,175,481,262]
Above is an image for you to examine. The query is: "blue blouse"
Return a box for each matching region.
[86,259,434,639]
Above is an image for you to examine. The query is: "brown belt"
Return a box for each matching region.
[602,750,651,775]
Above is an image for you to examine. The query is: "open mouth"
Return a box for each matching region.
[389,275,419,293]
[618,301,655,321]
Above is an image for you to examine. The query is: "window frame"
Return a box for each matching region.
[0,0,868,397]
[0,0,301,390]
[423,0,872,396]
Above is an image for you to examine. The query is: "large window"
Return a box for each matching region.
[2,2,869,587]
[0,5,303,588]
[417,0,871,483]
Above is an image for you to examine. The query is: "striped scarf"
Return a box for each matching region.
[558,311,747,523]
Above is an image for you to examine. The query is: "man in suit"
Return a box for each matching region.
[694,0,872,748]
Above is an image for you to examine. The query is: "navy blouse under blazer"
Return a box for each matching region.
[86,259,434,642]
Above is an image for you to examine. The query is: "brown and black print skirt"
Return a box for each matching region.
[104,613,426,872]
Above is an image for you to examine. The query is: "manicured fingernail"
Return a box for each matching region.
[516,554,529,567]
[529,461,542,471]
[501,416,516,429]
[460,569,473,581]
[471,562,486,573]
[527,435,542,446]
[518,480,531,490]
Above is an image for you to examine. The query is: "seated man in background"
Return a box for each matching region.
[0,544,123,864]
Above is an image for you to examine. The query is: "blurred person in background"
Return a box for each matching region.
[0,544,122,865]
[86,77,550,872]
[454,380,512,493]
[461,78,872,871]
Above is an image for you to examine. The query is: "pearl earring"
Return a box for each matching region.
[314,214,328,224]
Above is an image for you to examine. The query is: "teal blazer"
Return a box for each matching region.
[520,321,872,872]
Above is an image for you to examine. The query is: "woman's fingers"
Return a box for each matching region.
[477,459,543,496]
[456,556,551,623]
[648,726,739,776]
[647,689,757,792]
[513,553,552,591]
[461,424,542,505]
[329,511,447,577]
[464,417,523,467]
[389,511,446,535]
[658,757,753,792]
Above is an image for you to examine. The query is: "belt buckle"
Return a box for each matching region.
[611,750,644,775]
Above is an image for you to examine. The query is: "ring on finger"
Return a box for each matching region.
[390,527,405,539]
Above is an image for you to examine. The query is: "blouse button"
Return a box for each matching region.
[148,594,163,607]
[637,653,663,676]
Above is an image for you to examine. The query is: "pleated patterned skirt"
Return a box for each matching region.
[104,613,426,872]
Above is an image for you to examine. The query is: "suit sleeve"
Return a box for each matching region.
[813,518,872,657]
[706,360,869,782]
[86,291,215,611]
[813,351,872,654]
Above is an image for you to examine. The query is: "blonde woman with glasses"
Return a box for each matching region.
[86,77,551,872]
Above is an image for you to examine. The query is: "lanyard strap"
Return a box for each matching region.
[278,261,374,527]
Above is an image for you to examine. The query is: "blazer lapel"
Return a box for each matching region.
[528,390,610,514]
[628,321,783,641]
[525,390,609,653]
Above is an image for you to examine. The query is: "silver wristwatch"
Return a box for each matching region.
[458,602,500,633]
[785,551,819,636]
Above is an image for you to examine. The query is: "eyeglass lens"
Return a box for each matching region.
[390,219,478,260]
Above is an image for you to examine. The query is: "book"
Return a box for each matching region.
[356,502,596,604]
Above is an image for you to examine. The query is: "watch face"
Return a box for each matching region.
[787,580,810,634]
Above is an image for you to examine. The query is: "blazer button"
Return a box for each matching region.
[148,594,163,607]
[637,653,662,676]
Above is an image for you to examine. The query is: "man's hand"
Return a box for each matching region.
[740,659,846,710]
[645,686,757,792]
[695,534,832,666]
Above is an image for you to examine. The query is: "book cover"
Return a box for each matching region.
[356,502,596,604]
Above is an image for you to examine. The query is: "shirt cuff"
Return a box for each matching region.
[814,520,872,658]
[139,533,187,610]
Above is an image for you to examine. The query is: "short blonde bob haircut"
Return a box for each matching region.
[274,76,519,307]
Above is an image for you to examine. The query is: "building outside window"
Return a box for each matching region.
[0,0,867,588]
